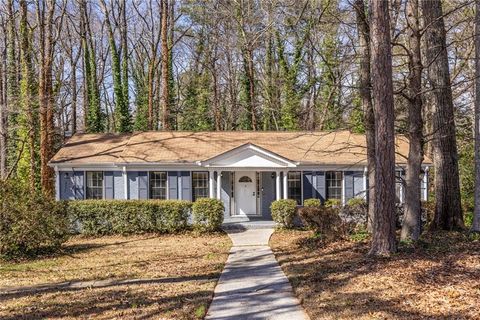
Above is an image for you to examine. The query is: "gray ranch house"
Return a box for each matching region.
[49,131,431,221]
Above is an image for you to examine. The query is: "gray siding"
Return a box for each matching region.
[127,171,138,199]
[261,172,276,219]
[353,171,364,198]
[138,172,148,199]
[104,171,114,199]
[181,171,191,201]
[344,171,354,201]
[313,171,326,203]
[60,171,75,200]
[74,171,84,199]
[113,171,124,199]
[302,171,313,201]
[168,171,178,199]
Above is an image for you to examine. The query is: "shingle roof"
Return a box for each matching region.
[49,131,433,166]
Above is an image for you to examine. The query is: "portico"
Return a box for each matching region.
[201,143,298,218]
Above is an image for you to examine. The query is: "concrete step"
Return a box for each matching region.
[222,219,277,230]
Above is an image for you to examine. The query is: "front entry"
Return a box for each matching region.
[235,171,257,216]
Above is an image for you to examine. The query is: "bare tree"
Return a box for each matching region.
[473,0,480,233]
[369,0,397,256]
[353,0,375,232]
[161,0,170,130]
[401,0,424,241]
[422,0,464,231]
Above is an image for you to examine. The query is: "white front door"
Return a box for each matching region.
[235,171,257,216]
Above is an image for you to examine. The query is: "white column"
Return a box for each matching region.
[399,170,404,204]
[216,171,222,199]
[123,166,128,199]
[276,171,281,200]
[283,171,288,199]
[341,171,346,206]
[209,170,215,198]
[363,166,368,200]
[54,166,60,200]
[423,166,429,201]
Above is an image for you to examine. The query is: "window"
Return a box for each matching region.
[150,172,167,199]
[239,176,252,183]
[86,171,103,199]
[288,171,302,205]
[326,171,342,200]
[192,171,209,201]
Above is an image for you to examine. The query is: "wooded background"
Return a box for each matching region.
[0,0,478,254]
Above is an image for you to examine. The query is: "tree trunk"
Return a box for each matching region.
[246,48,257,130]
[369,0,397,256]
[0,47,6,179]
[401,0,424,241]
[71,54,78,135]
[20,0,37,191]
[4,0,17,179]
[147,57,155,130]
[121,0,129,109]
[37,0,56,197]
[160,0,170,130]
[473,0,480,232]
[354,0,375,232]
[422,0,464,231]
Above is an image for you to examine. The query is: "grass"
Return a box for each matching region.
[0,233,231,319]
[270,229,480,320]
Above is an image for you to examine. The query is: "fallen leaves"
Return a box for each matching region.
[270,230,480,320]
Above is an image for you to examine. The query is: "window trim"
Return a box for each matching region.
[85,171,104,200]
[287,171,302,205]
[326,171,343,201]
[192,171,209,202]
[149,171,168,200]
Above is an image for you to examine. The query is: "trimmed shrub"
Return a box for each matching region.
[0,181,69,259]
[68,200,192,235]
[192,198,224,232]
[325,198,341,208]
[297,205,343,241]
[303,198,322,207]
[271,199,297,228]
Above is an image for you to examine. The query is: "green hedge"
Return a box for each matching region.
[192,198,224,232]
[303,198,322,207]
[0,181,69,259]
[271,199,297,228]
[68,200,192,235]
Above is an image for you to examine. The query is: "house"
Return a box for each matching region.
[49,131,432,221]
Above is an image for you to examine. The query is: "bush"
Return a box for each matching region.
[325,198,341,208]
[303,198,322,207]
[340,198,368,230]
[271,199,297,228]
[0,181,69,259]
[68,200,192,235]
[297,205,343,241]
[192,198,224,232]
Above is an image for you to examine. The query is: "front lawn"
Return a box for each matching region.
[270,230,480,320]
[0,233,231,319]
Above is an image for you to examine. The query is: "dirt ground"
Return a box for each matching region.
[0,233,231,319]
[270,230,480,320]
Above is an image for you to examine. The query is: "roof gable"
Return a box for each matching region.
[201,143,297,168]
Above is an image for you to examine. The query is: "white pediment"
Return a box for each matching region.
[201,143,297,168]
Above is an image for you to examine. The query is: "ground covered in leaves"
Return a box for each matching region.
[270,230,480,320]
[0,233,231,319]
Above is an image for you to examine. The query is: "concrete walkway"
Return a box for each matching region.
[206,229,309,320]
